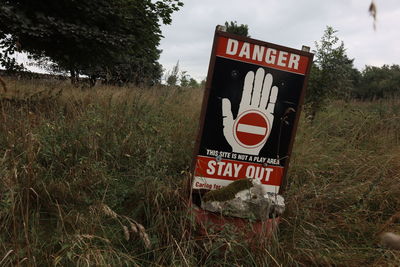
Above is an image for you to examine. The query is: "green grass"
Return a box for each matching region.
[0,77,399,266]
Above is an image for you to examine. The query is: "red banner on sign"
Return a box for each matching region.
[216,36,309,75]
[194,156,283,186]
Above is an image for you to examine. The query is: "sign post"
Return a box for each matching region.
[191,27,313,222]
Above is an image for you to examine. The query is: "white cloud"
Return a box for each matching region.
[159,0,400,80]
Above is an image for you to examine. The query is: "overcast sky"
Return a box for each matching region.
[159,0,400,81]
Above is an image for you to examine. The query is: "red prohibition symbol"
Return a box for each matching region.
[233,110,270,148]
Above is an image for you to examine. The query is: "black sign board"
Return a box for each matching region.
[192,28,313,195]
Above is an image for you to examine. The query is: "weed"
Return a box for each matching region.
[0,79,399,265]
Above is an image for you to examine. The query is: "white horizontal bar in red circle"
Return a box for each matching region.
[237,123,266,135]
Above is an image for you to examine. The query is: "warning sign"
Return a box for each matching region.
[192,28,313,194]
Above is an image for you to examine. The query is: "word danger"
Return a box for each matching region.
[215,36,309,75]
[226,39,300,70]
[206,160,273,183]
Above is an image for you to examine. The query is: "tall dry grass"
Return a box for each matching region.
[0,77,399,266]
[282,99,400,266]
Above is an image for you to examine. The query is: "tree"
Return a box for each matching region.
[179,70,189,87]
[0,0,183,85]
[179,71,200,88]
[199,79,206,88]
[353,65,400,100]
[165,61,180,86]
[305,26,357,120]
[188,78,199,88]
[165,62,200,88]
[224,21,250,37]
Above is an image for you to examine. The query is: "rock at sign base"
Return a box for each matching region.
[201,179,285,220]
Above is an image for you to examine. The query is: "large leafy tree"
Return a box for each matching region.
[0,0,182,85]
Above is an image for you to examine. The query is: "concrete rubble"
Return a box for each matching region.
[201,179,285,220]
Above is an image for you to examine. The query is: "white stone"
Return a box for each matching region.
[201,179,285,220]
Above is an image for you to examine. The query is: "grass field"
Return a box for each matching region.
[0,77,399,266]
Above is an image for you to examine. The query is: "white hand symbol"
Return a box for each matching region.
[222,68,278,155]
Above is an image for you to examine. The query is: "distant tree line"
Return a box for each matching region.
[306,26,400,118]
[0,0,183,86]
[164,61,205,88]
[352,65,400,100]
